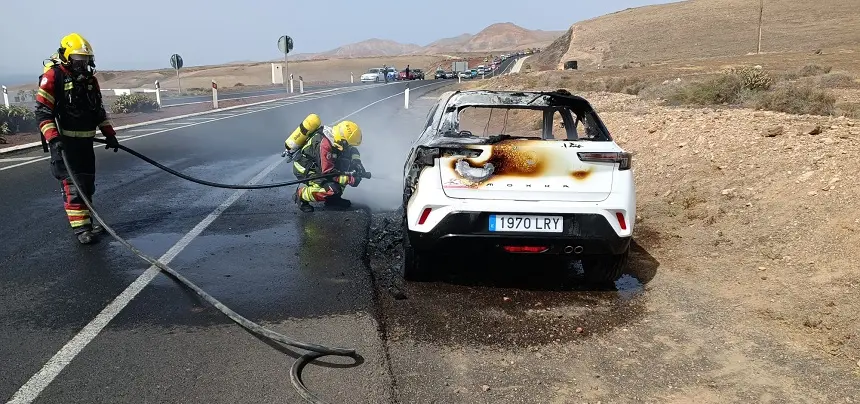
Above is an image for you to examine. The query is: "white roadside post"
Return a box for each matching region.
[211,80,218,109]
[299,76,304,94]
[458,74,461,84]
[2,86,9,108]
[289,73,294,93]
[350,72,354,83]
[404,84,410,109]
[154,80,162,108]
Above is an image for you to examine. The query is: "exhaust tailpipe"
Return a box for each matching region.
[564,246,574,254]
[573,246,583,254]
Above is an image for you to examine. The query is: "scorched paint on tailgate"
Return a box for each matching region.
[438,138,617,202]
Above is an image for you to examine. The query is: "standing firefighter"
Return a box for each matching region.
[284,114,367,212]
[36,33,120,244]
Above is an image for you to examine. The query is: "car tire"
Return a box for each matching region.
[579,247,629,286]
[400,218,434,282]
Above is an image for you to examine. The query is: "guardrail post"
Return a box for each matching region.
[154,80,162,108]
[289,73,294,93]
[2,86,8,108]
[404,84,410,109]
[212,80,219,109]
[299,76,304,94]
[350,72,354,83]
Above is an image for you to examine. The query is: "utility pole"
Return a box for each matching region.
[757,0,763,54]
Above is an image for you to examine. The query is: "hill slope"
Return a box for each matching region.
[312,38,424,59]
[422,23,564,53]
[533,0,860,70]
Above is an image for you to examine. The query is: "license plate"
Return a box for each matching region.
[488,215,563,233]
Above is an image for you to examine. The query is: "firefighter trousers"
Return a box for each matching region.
[295,180,345,203]
[49,136,96,234]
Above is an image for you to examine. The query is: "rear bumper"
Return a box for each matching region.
[407,211,631,256]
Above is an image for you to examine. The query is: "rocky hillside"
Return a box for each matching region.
[533,0,860,70]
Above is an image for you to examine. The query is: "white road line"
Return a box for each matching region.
[0,157,40,162]
[0,84,400,172]
[4,81,441,403]
[162,122,191,126]
[126,129,158,132]
[183,117,215,121]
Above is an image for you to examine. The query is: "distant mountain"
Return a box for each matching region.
[426,23,565,53]
[309,38,424,59]
[287,23,565,60]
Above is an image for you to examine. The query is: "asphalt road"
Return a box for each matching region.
[0,79,450,404]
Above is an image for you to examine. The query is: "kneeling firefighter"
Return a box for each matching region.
[36,33,121,244]
[284,114,367,212]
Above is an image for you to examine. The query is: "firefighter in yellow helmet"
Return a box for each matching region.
[35,33,120,244]
[288,115,366,212]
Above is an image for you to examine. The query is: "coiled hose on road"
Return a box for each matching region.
[60,139,364,404]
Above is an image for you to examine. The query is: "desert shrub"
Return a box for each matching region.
[797,64,832,77]
[604,77,649,95]
[234,82,245,87]
[110,93,159,114]
[727,66,774,91]
[666,73,746,105]
[0,105,38,134]
[182,87,209,96]
[748,83,836,116]
[817,72,857,88]
[836,102,860,119]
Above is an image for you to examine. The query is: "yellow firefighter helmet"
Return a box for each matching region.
[333,121,362,147]
[59,33,94,63]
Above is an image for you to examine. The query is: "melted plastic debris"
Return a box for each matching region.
[454,158,494,183]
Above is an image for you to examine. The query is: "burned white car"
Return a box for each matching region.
[400,89,635,283]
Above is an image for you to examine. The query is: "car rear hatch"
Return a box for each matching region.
[438,139,626,202]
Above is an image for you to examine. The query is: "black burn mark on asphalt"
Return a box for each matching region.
[367,211,661,349]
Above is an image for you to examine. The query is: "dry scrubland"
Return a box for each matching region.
[532,0,860,70]
[463,47,860,365]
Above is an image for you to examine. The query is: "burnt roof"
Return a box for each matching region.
[440,89,594,111]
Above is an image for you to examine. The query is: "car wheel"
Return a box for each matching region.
[401,217,434,282]
[579,247,628,286]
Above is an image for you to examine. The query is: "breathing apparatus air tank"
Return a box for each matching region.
[285,113,322,153]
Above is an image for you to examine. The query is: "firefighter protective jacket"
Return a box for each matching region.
[35,65,117,142]
[292,126,362,186]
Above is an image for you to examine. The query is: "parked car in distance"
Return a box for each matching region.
[434,69,446,79]
[398,70,415,80]
[360,68,384,83]
[399,89,635,285]
[412,69,425,80]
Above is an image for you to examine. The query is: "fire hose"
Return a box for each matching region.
[58,138,372,403]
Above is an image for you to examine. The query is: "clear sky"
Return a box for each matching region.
[0,0,682,74]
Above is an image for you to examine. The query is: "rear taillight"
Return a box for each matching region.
[615,212,627,230]
[418,207,432,225]
[502,246,549,253]
[577,152,632,170]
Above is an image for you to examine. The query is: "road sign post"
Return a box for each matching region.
[277,35,294,90]
[211,80,218,109]
[2,86,9,108]
[170,54,184,94]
